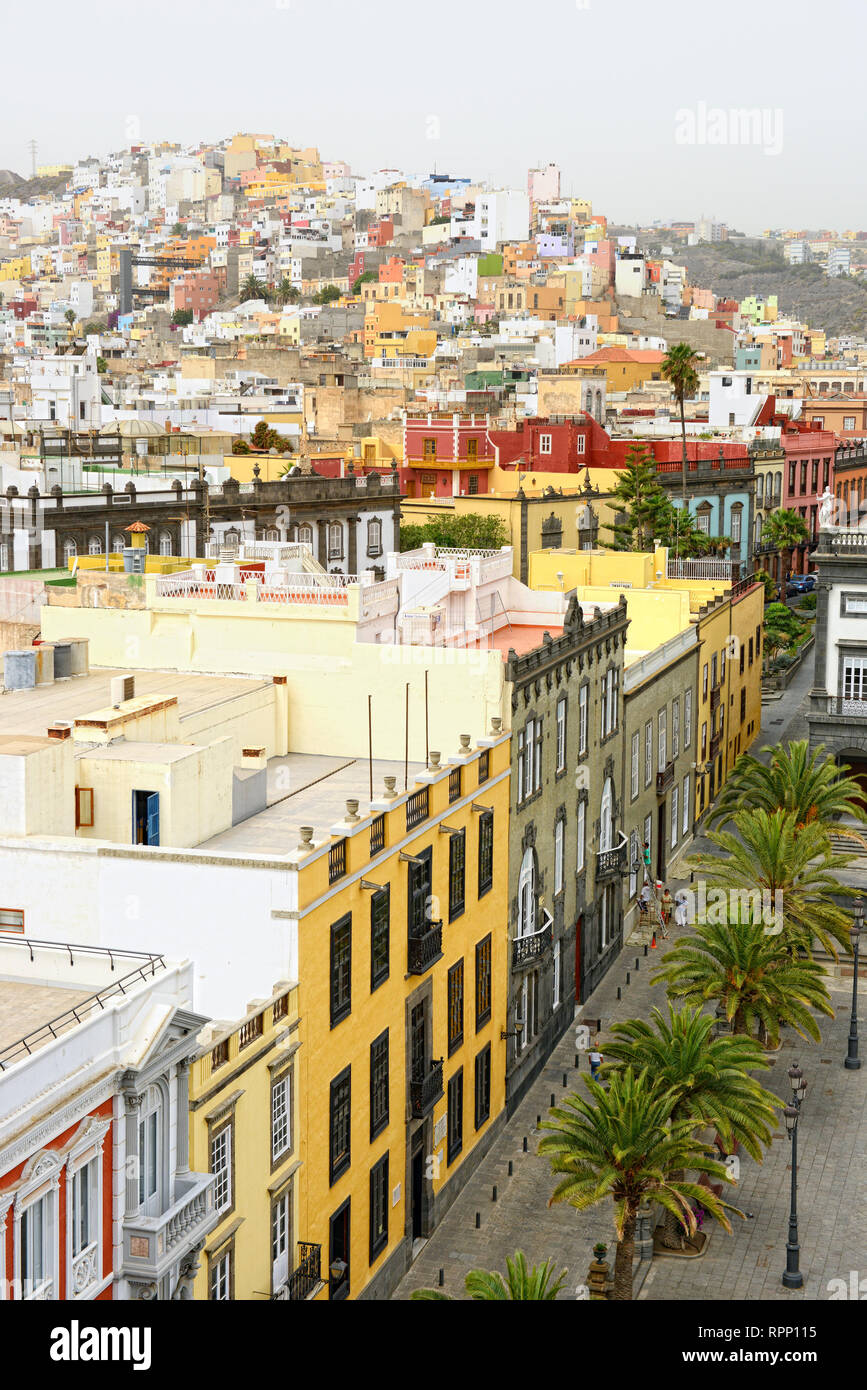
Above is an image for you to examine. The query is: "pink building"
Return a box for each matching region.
[528,163,561,202]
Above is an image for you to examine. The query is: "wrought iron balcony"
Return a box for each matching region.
[407,921,443,974]
[410,1058,444,1119]
[512,922,552,969]
[122,1170,218,1283]
[596,842,627,879]
[710,683,721,712]
[710,731,722,759]
[656,760,675,796]
[274,1243,322,1301]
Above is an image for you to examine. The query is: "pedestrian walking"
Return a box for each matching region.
[674,888,689,930]
[588,1048,603,1082]
[660,885,673,938]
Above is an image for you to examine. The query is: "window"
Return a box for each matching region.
[211,1124,233,1214]
[298,524,313,545]
[369,1030,389,1140]
[556,697,567,772]
[671,785,679,850]
[684,689,692,747]
[369,813,386,856]
[475,935,492,1029]
[447,1070,463,1165]
[658,709,667,771]
[478,811,494,897]
[449,830,466,921]
[328,523,343,559]
[740,642,745,675]
[576,800,586,874]
[748,637,754,666]
[0,907,25,933]
[449,766,462,803]
[466,437,478,461]
[370,887,390,991]
[210,1250,232,1301]
[645,720,653,787]
[329,1067,351,1185]
[672,699,680,759]
[271,1072,292,1162]
[138,1097,159,1209]
[367,518,382,556]
[553,938,561,1007]
[844,416,856,431]
[330,914,351,1027]
[517,716,543,801]
[478,749,490,784]
[474,1045,491,1129]
[554,818,564,895]
[369,1154,389,1263]
[578,685,588,756]
[71,1157,98,1262]
[158,530,172,557]
[629,827,639,898]
[600,778,614,853]
[448,961,464,1056]
[468,474,479,495]
[423,437,437,458]
[576,434,586,455]
[701,721,708,760]
[631,732,639,800]
[683,775,690,836]
[703,663,709,700]
[517,847,536,937]
[329,839,347,884]
[539,433,552,455]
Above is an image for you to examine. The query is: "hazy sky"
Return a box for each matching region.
[4,0,865,233]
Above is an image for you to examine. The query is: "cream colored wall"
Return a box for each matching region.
[0,741,75,837]
[41,600,508,761]
[179,683,286,761]
[76,738,234,849]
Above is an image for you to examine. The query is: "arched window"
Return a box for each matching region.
[517,848,536,938]
[63,538,77,564]
[158,530,172,557]
[111,535,124,554]
[328,523,343,559]
[599,778,614,853]
[297,523,313,546]
[367,518,382,556]
[730,503,743,546]
[264,528,279,542]
[88,535,101,556]
[137,1084,163,1217]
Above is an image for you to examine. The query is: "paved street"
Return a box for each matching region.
[393,647,867,1302]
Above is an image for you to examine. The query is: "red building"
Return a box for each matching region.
[172,267,224,320]
[779,417,836,568]
[403,412,497,498]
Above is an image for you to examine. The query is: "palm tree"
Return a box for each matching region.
[276,277,300,306]
[708,740,867,838]
[411,1250,567,1300]
[539,1068,737,1299]
[240,274,270,304]
[660,343,701,503]
[651,916,834,1045]
[602,1004,779,1249]
[762,508,809,588]
[64,308,77,333]
[690,808,853,957]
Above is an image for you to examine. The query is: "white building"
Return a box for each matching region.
[614,253,647,297]
[472,190,530,251]
[528,164,561,203]
[27,353,102,429]
[708,370,768,428]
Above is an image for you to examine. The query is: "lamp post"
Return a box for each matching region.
[845,905,862,1071]
[781,1062,807,1290]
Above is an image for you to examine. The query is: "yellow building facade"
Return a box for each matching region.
[293,735,510,1299]
[190,983,304,1301]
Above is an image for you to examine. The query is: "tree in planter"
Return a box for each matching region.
[651,915,834,1046]
[539,1068,737,1300]
[411,1250,567,1300]
[399,513,510,552]
[762,602,805,670]
[762,509,809,584]
[689,808,854,958]
[708,740,867,835]
[660,342,701,503]
[601,1004,779,1250]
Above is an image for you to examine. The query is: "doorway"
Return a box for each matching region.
[411,1134,425,1242]
[328,1199,350,1300]
[133,790,160,846]
[574,916,582,1002]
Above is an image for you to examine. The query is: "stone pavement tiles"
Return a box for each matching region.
[390,908,865,1301]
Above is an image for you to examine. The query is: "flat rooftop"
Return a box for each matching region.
[0,980,95,1059]
[0,668,272,739]
[464,623,564,660]
[203,752,427,856]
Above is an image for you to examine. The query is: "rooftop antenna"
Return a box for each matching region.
[28,138,38,178]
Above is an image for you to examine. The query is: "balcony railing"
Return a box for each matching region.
[406,786,430,830]
[410,1058,444,1119]
[815,696,867,718]
[656,760,675,796]
[122,1171,218,1282]
[596,842,627,879]
[710,731,722,759]
[277,1243,321,1301]
[512,921,552,969]
[408,922,443,974]
[710,683,721,712]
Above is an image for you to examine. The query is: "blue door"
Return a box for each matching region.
[133,790,160,846]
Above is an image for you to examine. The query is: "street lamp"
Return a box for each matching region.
[845,904,862,1071]
[781,1062,807,1290]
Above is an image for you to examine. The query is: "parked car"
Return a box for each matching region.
[786,574,815,596]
